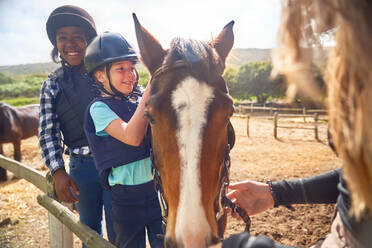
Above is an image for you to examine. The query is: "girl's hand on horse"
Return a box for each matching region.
[53,169,80,203]
[226,180,274,217]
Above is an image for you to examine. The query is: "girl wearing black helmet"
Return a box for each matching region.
[83,32,163,248]
[38,5,115,246]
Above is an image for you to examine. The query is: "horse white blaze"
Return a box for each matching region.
[171,76,214,247]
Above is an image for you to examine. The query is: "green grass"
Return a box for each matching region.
[0,97,40,106]
[0,74,45,99]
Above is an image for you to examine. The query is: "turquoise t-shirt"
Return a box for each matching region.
[90,101,153,186]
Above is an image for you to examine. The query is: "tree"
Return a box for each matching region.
[138,70,150,88]
[0,72,14,85]
[226,62,286,103]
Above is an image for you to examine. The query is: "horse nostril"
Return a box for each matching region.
[165,237,178,248]
[210,235,220,245]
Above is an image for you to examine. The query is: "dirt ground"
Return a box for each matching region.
[0,116,340,247]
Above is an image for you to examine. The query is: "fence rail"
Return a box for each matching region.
[273,112,320,140]
[0,155,47,192]
[0,155,115,248]
[235,111,326,140]
[235,104,327,116]
[37,194,115,248]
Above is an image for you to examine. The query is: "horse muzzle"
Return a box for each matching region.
[165,235,220,248]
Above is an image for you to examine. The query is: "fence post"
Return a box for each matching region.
[46,172,74,248]
[303,107,307,122]
[274,112,278,139]
[238,105,243,114]
[314,113,319,141]
[250,103,253,113]
[246,115,250,137]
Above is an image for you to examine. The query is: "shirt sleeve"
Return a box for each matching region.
[38,78,65,174]
[89,101,119,136]
[272,168,341,205]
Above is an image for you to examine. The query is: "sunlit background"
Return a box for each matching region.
[0,0,281,66]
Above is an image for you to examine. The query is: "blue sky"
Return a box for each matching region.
[0,0,281,66]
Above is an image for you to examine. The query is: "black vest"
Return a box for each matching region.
[50,66,96,148]
[84,97,151,176]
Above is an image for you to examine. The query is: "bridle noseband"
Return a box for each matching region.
[150,142,251,236]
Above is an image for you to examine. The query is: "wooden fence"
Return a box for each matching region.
[235,111,327,140]
[0,155,116,248]
[235,104,327,116]
[273,112,320,140]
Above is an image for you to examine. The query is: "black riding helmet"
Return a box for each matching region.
[46,5,97,46]
[84,32,138,74]
[84,32,140,99]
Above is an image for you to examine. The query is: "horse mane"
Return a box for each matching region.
[272,0,372,218]
[164,38,228,93]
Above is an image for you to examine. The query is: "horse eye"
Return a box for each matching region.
[225,109,234,122]
[145,111,155,125]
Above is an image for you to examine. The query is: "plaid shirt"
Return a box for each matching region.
[38,73,91,174]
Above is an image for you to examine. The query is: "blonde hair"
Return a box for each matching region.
[272,0,372,218]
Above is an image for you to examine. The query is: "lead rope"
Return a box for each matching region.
[217,144,251,233]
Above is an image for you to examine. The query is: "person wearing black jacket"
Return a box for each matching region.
[39,5,115,246]
[212,167,370,248]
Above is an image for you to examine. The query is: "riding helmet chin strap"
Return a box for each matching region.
[105,64,128,100]
[103,64,141,101]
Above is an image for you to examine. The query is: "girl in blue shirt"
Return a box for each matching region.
[83,32,163,248]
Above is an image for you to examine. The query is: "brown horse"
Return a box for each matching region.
[0,102,39,181]
[133,14,235,247]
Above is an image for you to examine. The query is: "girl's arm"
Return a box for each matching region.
[105,82,151,146]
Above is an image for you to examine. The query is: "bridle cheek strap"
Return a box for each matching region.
[216,144,251,233]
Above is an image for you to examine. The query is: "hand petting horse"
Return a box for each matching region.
[133,14,236,248]
[0,102,39,181]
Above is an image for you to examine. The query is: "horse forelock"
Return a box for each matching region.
[171,76,214,245]
[164,38,225,89]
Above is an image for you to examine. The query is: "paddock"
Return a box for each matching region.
[234,105,328,141]
[0,116,339,247]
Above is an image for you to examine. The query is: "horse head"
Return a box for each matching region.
[133,14,234,248]
[0,103,12,139]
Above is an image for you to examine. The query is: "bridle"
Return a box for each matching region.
[150,141,251,235]
[216,144,251,233]
[148,60,251,237]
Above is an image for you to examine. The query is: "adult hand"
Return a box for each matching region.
[52,169,79,203]
[226,180,274,218]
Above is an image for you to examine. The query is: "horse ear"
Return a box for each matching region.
[133,13,166,75]
[211,21,234,64]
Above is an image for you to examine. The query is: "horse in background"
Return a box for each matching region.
[133,14,235,247]
[0,102,39,181]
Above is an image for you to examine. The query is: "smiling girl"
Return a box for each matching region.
[39,5,115,246]
[83,32,163,248]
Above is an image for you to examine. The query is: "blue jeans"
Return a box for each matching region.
[69,154,115,246]
[111,181,164,248]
